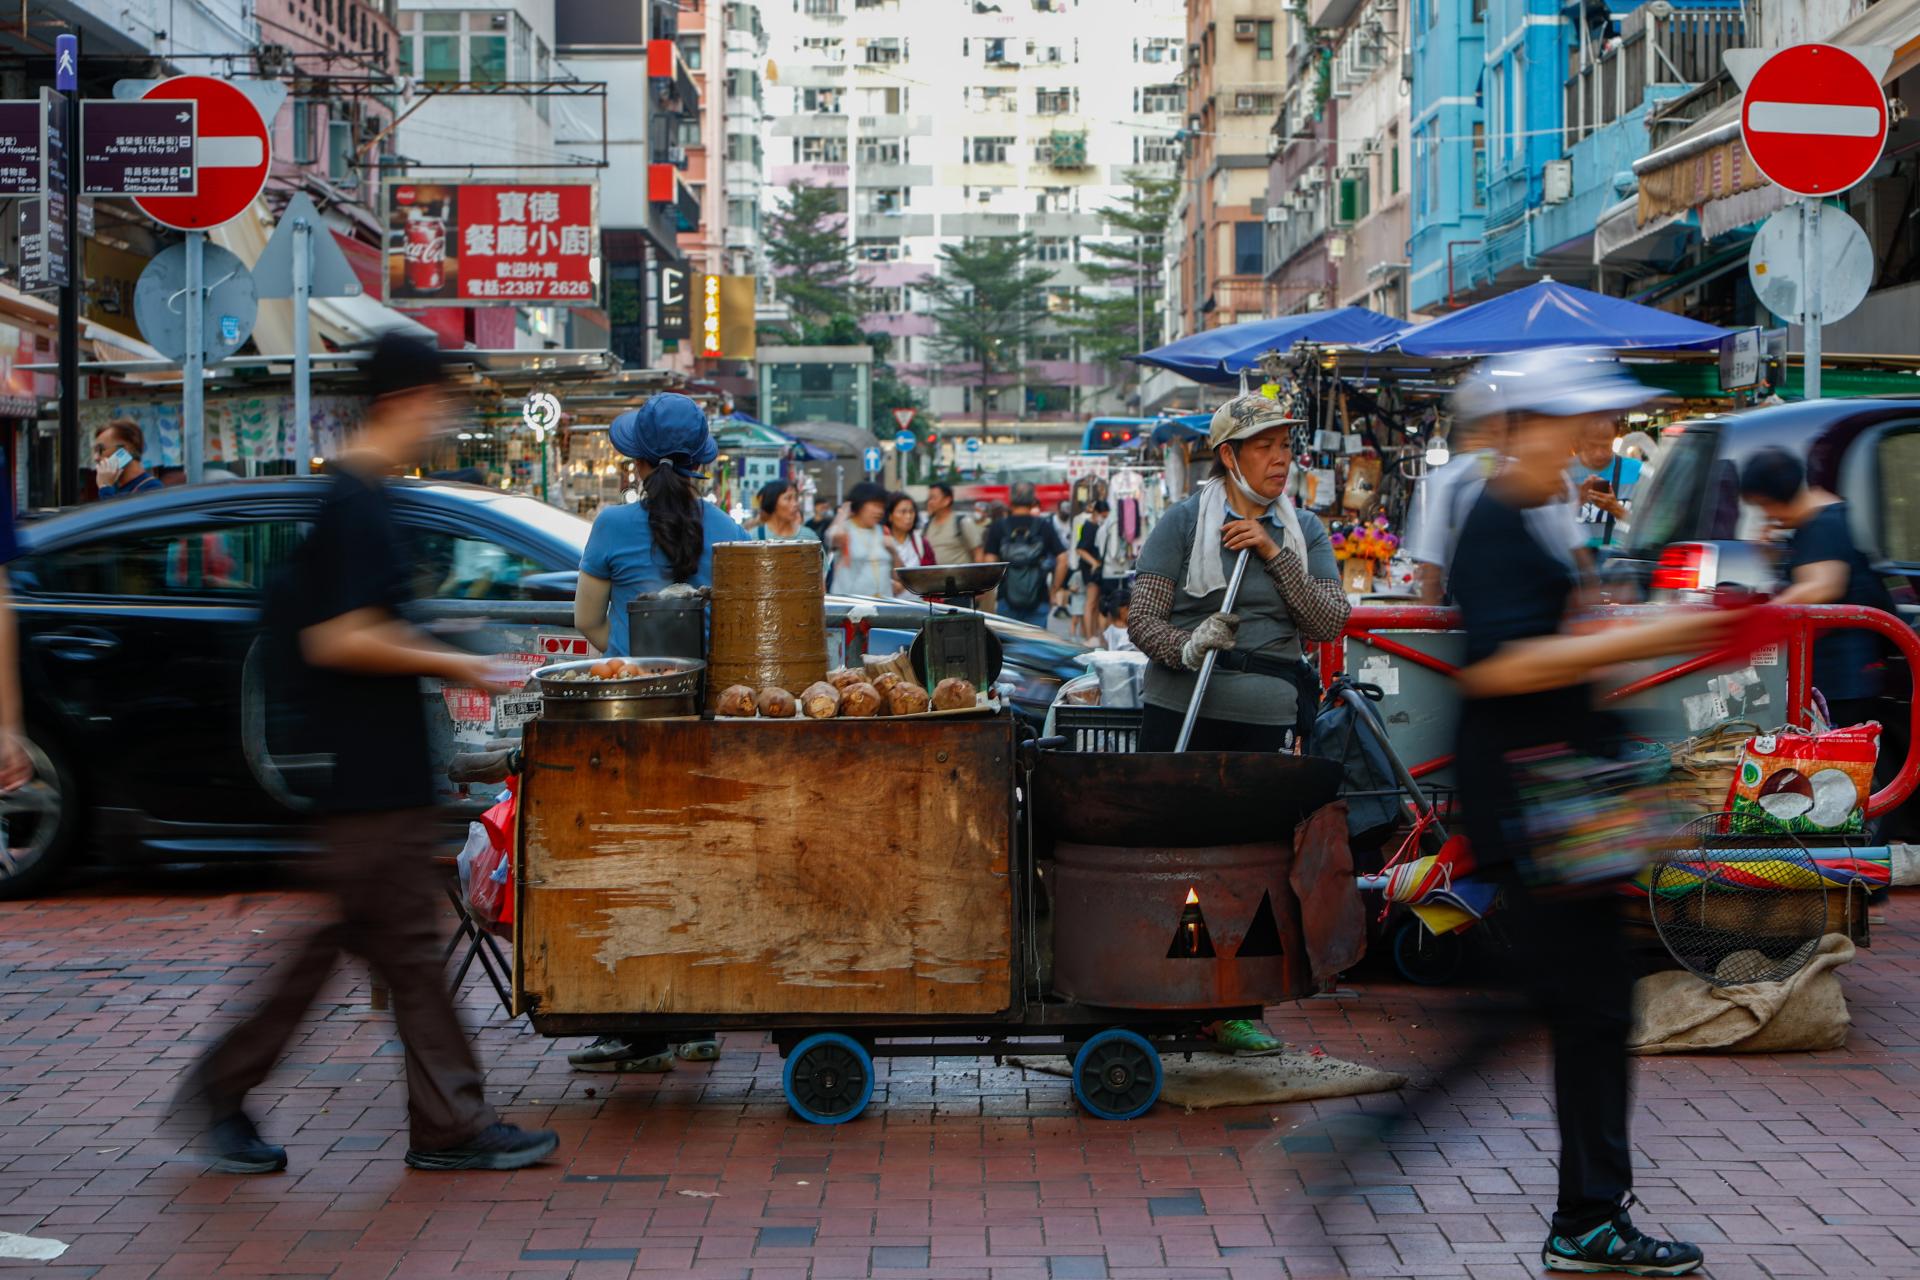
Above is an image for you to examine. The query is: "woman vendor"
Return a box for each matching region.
[569,392,746,1075]
[1127,393,1351,1056]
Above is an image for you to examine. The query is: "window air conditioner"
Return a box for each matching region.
[1264,205,1289,223]
[1234,18,1257,39]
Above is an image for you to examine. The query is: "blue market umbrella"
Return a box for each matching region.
[1131,308,1404,384]
[1362,280,1728,357]
[1149,413,1211,446]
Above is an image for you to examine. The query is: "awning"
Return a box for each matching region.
[1361,279,1728,356]
[1594,197,1695,265]
[1130,308,1404,384]
[775,419,878,459]
[1633,0,1920,226]
[1148,413,1211,446]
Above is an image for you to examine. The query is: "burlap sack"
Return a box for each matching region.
[1628,933,1853,1055]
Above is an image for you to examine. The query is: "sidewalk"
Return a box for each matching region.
[0,879,1916,1278]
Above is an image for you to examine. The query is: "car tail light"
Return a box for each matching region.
[1651,542,1717,593]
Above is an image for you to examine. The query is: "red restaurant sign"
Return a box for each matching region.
[382,180,598,307]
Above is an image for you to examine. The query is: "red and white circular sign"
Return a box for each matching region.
[1739,44,1889,197]
[132,76,271,230]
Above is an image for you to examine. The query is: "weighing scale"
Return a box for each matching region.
[895,562,1009,691]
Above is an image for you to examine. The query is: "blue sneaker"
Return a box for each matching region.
[1543,1195,1702,1275]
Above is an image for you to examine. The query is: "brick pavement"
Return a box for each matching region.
[1,876,1917,1278]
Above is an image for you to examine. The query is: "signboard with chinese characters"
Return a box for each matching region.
[79,99,197,196]
[0,100,45,197]
[19,90,68,291]
[698,273,756,359]
[382,180,599,307]
[657,260,690,339]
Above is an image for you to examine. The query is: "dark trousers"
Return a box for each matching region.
[1138,701,1290,752]
[185,807,496,1151]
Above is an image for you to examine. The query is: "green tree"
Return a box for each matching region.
[760,181,856,342]
[923,235,1056,433]
[1062,169,1180,384]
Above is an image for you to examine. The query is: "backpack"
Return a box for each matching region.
[1001,520,1050,611]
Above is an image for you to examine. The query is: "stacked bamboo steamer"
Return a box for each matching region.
[706,540,829,709]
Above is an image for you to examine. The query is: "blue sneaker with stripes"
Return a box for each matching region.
[1543,1195,1703,1275]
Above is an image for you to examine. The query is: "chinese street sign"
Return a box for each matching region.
[0,101,45,197]
[20,90,70,290]
[80,99,196,196]
[383,181,599,306]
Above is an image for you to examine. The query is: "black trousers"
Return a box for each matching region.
[182,807,497,1151]
[1138,702,1289,752]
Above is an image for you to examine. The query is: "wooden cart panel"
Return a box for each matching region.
[517,717,1015,1017]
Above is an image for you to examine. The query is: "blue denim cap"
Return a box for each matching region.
[608,392,717,477]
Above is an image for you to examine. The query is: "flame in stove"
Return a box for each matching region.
[1185,886,1199,905]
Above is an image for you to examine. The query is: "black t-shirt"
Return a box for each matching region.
[1448,488,1607,866]
[1076,519,1103,576]
[1788,502,1897,701]
[297,466,436,813]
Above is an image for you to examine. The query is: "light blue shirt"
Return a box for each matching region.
[581,499,748,656]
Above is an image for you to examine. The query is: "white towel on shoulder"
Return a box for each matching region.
[1182,476,1308,599]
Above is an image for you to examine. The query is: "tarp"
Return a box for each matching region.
[1149,413,1211,446]
[1131,307,1405,384]
[1362,280,1729,357]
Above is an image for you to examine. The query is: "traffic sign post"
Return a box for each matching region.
[893,429,916,452]
[257,192,362,474]
[862,446,883,475]
[79,99,196,196]
[53,36,80,505]
[1731,43,1892,400]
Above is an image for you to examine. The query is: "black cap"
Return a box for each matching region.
[364,329,449,402]
[847,481,888,510]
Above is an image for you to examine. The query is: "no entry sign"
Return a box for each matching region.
[131,76,269,229]
[1735,45,1890,196]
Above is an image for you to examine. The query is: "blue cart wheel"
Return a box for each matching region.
[1071,1028,1162,1121]
[782,1033,874,1125]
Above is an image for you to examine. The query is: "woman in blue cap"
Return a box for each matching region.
[569,392,745,1077]
[573,392,748,658]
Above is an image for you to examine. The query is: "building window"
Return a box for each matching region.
[1388,125,1400,195]
[858,284,909,312]
[678,35,703,69]
[1471,122,1486,206]
[866,36,904,63]
[1255,19,1274,59]
[867,187,908,213]
[1029,41,1070,64]
[801,86,843,112]
[1137,135,1177,164]
[856,238,904,261]
[1035,185,1073,212]
[857,139,902,164]
[1139,83,1182,114]
[1233,222,1263,275]
[970,85,1016,112]
[1035,87,1074,114]
[857,85,905,114]
[678,117,703,148]
[799,135,848,163]
[1137,36,1177,62]
[802,35,844,59]
[728,197,759,229]
[969,135,1013,163]
[1033,235,1073,262]
[1026,384,1073,413]
[1029,336,1073,360]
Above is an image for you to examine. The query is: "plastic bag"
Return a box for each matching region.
[466,782,517,927]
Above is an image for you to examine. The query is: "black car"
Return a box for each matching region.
[1603,396,1920,600]
[0,478,1086,898]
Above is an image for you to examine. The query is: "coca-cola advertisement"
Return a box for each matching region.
[382,180,599,307]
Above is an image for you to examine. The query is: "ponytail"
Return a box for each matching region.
[642,462,704,582]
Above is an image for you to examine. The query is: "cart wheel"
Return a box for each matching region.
[1071,1028,1163,1121]
[782,1032,874,1125]
[1391,915,1465,986]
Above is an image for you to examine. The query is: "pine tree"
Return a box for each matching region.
[1062,170,1180,382]
[760,181,856,342]
[923,235,1056,433]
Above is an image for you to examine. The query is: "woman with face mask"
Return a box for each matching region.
[1125,393,1351,1059]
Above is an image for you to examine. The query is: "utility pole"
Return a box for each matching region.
[54,34,79,506]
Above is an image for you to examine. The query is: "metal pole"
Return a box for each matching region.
[183,231,205,484]
[292,216,312,475]
[1802,198,1823,401]
[1173,546,1251,753]
[56,83,79,506]
[1135,231,1146,365]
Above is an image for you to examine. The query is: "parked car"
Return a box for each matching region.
[1603,397,1920,602]
[0,477,1086,898]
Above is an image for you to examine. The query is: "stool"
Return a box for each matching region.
[437,856,514,1016]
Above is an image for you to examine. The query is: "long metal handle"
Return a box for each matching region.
[1174,547,1251,753]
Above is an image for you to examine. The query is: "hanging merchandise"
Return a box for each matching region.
[1343,453,1383,515]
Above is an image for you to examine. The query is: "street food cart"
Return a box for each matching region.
[499,549,1351,1124]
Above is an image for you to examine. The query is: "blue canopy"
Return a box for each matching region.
[1362,280,1729,357]
[1131,308,1405,384]
[1149,413,1211,446]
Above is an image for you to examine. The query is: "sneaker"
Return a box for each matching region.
[206,1113,287,1175]
[568,1036,672,1073]
[1211,1018,1284,1057]
[1544,1196,1703,1276]
[676,1039,721,1062]
[405,1122,560,1172]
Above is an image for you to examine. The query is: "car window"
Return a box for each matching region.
[17,522,304,597]
[1622,428,1722,557]
[408,530,548,600]
[1880,429,1920,563]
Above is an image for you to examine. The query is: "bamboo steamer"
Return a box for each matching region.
[706,540,829,709]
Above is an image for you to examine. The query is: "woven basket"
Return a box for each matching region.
[1667,721,1761,816]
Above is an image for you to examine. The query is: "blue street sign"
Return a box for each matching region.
[894,429,916,452]
[55,36,78,93]
[862,446,882,473]
[965,436,982,454]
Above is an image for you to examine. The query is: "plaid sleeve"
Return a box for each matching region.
[1263,550,1351,641]
[1127,572,1191,670]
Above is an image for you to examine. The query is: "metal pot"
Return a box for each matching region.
[532,656,704,722]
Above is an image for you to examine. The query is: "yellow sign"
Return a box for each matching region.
[697,274,757,360]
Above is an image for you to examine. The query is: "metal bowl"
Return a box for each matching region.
[896,561,1008,600]
[533,656,705,703]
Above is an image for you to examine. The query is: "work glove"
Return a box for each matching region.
[1180,612,1239,671]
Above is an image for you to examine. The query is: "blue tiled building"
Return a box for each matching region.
[1405,0,1487,312]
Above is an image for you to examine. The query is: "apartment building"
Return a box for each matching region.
[675,1,769,283]
[766,0,1185,433]
[1172,0,1289,340]
[1319,0,1412,318]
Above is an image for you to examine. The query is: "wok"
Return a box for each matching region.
[1031,749,1343,847]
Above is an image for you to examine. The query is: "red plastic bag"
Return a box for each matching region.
[467,779,517,927]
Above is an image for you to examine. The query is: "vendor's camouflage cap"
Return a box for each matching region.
[1208,394,1302,451]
